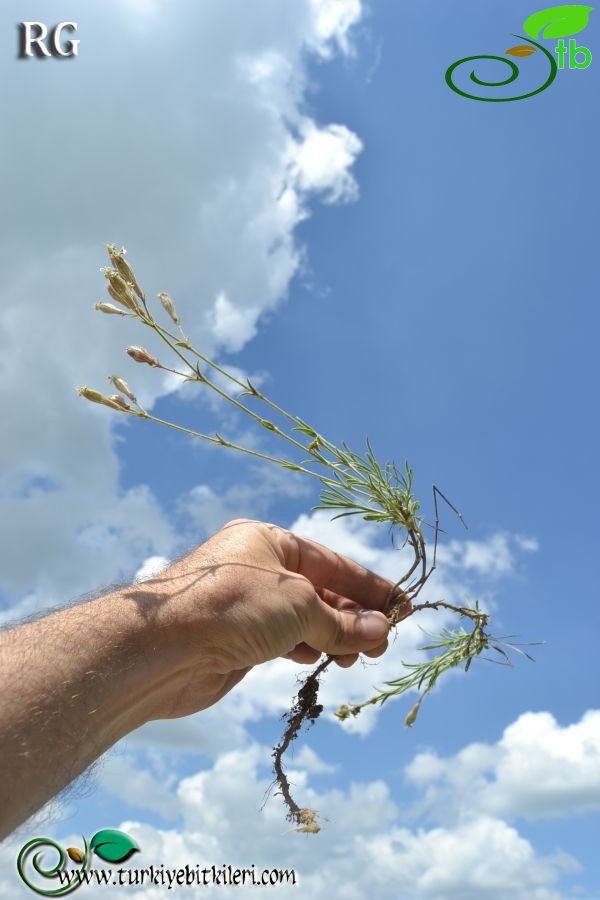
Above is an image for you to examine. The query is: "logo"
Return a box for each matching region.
[446,4,593,101]
[17,830,139,896]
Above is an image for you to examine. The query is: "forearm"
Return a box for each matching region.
[0,589,160,840]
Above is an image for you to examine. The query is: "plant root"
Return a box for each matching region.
[272,586,412,829]
[271,655,334,831]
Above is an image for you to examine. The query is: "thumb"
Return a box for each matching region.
[303,595,390,655]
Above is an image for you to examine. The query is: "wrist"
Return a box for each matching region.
[64,589,165,743]
[113,557,222,721]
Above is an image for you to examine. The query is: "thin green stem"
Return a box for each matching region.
[129,409,362,491]
[145,317,343,464]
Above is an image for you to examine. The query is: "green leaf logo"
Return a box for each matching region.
[523,4,594,39]
[90,829,139,863]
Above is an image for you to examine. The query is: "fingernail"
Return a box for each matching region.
[358,611,388,640]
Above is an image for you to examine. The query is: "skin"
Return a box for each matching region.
[0,518,409,841]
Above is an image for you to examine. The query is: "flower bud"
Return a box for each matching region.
[77,387,127,411]
[157,292,180,325]
[107,244,144,300]
[334,703,360,721]
[404,696,423,728]
[94,302,127,316]
[108,375,137,403]
[127,346,159,367]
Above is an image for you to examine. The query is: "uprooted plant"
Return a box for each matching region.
[78,245,534,833]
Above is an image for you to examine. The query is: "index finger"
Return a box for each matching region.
[276,527,396,612]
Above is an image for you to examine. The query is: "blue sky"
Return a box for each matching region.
[1,1,599,897]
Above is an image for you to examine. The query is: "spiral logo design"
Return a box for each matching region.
[16,837,89,896]
[446,35,557,101]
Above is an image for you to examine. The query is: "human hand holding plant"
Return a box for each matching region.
[124,518,394,723]
[78,245,533,832]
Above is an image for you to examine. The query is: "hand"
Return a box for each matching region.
[0,517,410,838]
[127,519,409,721]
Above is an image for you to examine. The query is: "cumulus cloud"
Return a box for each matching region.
[406,709,600,823]
[435,531,536,578]
[309,0,363,56]
[354,816,577,900]
[289,122,364,203]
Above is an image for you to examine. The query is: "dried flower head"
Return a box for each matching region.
[94,302,128,317]
[157,291,180,326]
[108,375,137,403]
[77,387,128,411]
[126,346,159,367]
[107,394,132,411]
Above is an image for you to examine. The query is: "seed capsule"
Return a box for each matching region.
[108,375,137,403]
[126,346,159,367]
[94,302,127,316]
[108,394,132,411]
[77,386,128,411]
[157,291,180,326]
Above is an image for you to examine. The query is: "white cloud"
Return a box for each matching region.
[355,816,577,900]
[309,0,363,56]
[289,122,364,203]
[436,531,537,577]
[135,556,170,582]
[127,709,248,759]
[98,754,179,819]
[406,709,600,822]
[515,535,540,553]
[209,291,260,353]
